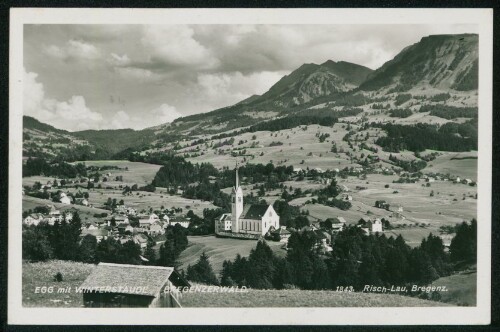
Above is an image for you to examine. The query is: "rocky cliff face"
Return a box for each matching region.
[360,34,478,92]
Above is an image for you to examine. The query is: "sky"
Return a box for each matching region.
[23,24,477,131]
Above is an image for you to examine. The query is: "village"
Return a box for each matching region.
[22,156,477,262]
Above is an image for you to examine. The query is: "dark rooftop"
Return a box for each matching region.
[240,204,269,220]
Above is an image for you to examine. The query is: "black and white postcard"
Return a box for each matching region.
[8,7,493,325]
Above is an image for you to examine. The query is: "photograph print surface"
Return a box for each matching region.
[9,8,493,325]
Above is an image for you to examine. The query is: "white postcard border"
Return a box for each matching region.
[8,7,493,325]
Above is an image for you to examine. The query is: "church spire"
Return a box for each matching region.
[235,160,239,188]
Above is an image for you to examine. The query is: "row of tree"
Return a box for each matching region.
[23,158,87,178]
[186,220,477,291]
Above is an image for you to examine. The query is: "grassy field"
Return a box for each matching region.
[23,260,94,307]
[23,161,161,188]
[22,260,451,308]
[73,160,162,187]
[22,186,218,218]
[180,289,451,307]
[423,152,478,181]
[430,268,477,306]
[22,195,111,224]
[178,236,286,274]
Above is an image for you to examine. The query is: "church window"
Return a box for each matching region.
[269,211,272,217]
[238,197,241,202]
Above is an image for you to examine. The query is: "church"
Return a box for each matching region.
[216,165,279,237]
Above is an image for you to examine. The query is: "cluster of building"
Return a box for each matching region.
[23,202,192,252]
[23,204,74,226]
[80,209,191,249]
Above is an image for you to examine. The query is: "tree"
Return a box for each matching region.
[143,239,156,264]
[220,260,236,286]
[246,240,276,289]
[158,242,178,268]
[450,219,477,263]
[22,227,53,261]
[186,252,219,285]
[78,234,97,263]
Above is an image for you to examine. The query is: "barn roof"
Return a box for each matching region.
[79,263,178,297]
[240,204,269,220]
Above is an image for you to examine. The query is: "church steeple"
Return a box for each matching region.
[235,161,239,188]
[231,160,244,233]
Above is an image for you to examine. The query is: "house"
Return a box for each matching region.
[79,262,190,307]
[134,234,149,249]
[117,224,134,234]
[106,215,129,226]
[454,177,461,184]
[75,198,89,206]
[359,218,383,234]
[340,193,353,201]
[169,217,191,229]
[85,221,98,230]
[47,210,63,225]
[375,200,390,210]
[271,226,291,242]
[148,223,165,236]
[463,178,473,185]
[371,218,383,233]
[312,230,333,252]
[126,207,137,216]
[217,213,232,232]
[395,205,404,212]
[59,193,72,205]
[162,214,170,223]
[81,228,109,242]
[328,217,346,232]
[23,213,44,226]
[216,164,279,237]
[138,214,159,227]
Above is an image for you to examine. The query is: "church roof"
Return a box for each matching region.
[240,204,269,220]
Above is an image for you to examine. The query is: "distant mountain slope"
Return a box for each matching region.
[360,34,478,92]
[72,128,156,156]
[23,115,68,134]
[255,60,373,107]
[23,116,155,161]
[23,33,479,161]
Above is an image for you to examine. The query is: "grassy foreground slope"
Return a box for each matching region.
[23,260,449,308]
[430,268,476,306]
[181,289,449,307]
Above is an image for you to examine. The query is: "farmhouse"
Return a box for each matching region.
[79,263,190,307]
[134,234,149,249]
[359,218,383,234]
[59,192,72,205]
[81,228,109,242]
[340,193,353,201]
[329,217,346,232]
[271,226,291,242]
[23,213,44,226]
[75,198,89,206]
[117,224,134,234]
[217,213,232,232]
[169,217,190,228]
[216,164,279,238]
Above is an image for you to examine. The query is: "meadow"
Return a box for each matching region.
[178,235,286,274]
[180,288,451,307]
[22,260,451,308]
